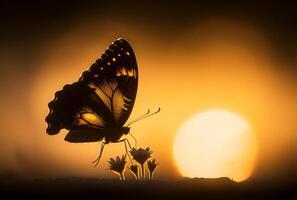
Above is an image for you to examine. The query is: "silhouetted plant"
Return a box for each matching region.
[130,147,153,179]
[147,159,158,180]
[108,155,127,180]
[129,165,139,180]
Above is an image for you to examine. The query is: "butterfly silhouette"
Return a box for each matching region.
[45,38,160,166]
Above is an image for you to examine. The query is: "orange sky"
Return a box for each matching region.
[0,18,296,180]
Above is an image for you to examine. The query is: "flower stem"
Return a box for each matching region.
[120,173,125,181]
[149,173,153,180]
[141,164,145,180]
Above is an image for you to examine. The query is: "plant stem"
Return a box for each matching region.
[141,164,145,180]
[149,173,153,180]
[132,172,138,180]
[120,173,125,181]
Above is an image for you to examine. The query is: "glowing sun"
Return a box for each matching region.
[173,110,257,182]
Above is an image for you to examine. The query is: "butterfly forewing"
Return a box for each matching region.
[45,39,138,143]
[79,38,138,126]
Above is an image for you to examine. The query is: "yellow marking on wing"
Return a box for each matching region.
[115,67,136,78]
[77,119,87,125]
[82,113,101,126]
[88,83,96,89]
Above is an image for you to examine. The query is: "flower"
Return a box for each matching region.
[129,165,139,180]
[147,159,158,180]
[107,155,127,180]
[130,147,153,180]
[129,147,153,165]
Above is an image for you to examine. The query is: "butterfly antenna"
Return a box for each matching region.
[127,109,150,126]
[127,107,160,126]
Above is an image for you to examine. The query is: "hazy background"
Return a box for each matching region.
[0,0,296,183]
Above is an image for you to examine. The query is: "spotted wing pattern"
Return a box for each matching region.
[45,39,138,143]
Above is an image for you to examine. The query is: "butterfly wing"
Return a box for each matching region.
[45,38,138,143]
[79,38,138,127]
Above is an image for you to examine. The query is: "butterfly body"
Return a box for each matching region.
[46,39,138,144]
[103,126,130,144]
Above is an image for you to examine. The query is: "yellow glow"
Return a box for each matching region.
[174,110,257,182]
[25,20,296,178]
[81,113,101,125]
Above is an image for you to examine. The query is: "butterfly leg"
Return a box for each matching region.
[116,139,134,165]
[129,132,137,148]
[92,141,105,167]
[124,138,132,149]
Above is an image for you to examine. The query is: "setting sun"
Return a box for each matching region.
[174,110,258,182]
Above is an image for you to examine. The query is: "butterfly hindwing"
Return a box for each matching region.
[45,39,138,143]
[46,82,112,132]
[64,127,106,143]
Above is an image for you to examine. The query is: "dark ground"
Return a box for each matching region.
[0,175,296,200]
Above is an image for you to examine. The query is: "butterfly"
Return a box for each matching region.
[45,38,160,166]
